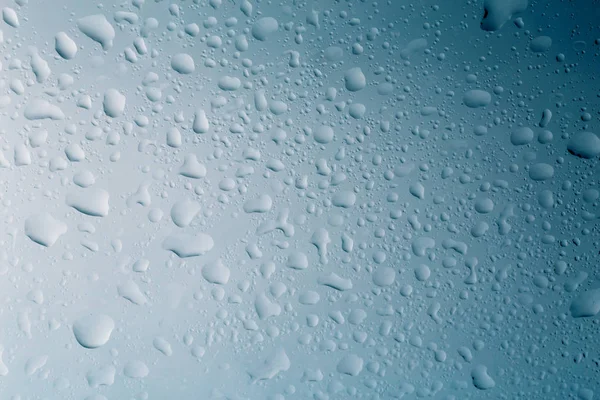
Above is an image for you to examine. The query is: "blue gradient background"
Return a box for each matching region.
[0,0,599,399]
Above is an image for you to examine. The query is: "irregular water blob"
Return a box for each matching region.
[25,355,48,376]
[252,17,279,41]
[269,100,288,115]
[170,199,201,227]
[348,103,366,119]
[123,360,149,379]
[399,38,428,59]
[166,127,182,148]
[570,289,600,318]
[474,197,494,214]
[162,233,214,258]
[537,190,554,209]
[2,8,19,28]
[287,251,308,270]
[14,143,31,166]
[471,365,496,390]
[412,237,435,257]
[117,280,147,305]
[66,188,110,217]
[530,35,552,53]
[218,76,241,91]
[29,47,51,83]
[463,89,492,108]
[314,125,334,144]
[254,292,281,320]
[202,259,231,285]
[243,194,273,213]
[86,365,116,388]
[171,53,195,74]
[235,34,249,51]
[73,170,96,188]
[24,213,68,247]
[72,314,115,349]
[324,46,344,61]
[409,182,425,199]
[55,32,77,59]
[337,354,363,376]
[179,154,207,178]
[191,110,210,135]
[319,272,352,291]
[77,14,115,50]
[153,337,172,356]
[480,0,528,31]
[24,98,65,120]
[248,348,290,381]
[510,126,534,145]
[528,163,554,181]
[539,109,552,128]
[567,132,600,159]
[332,191,356,208]
[103,89,126,118]
[240,0,253,16]
[372,266,396,287]
[344,67,366,92]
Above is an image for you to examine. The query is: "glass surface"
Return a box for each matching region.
[0,0,599,399]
